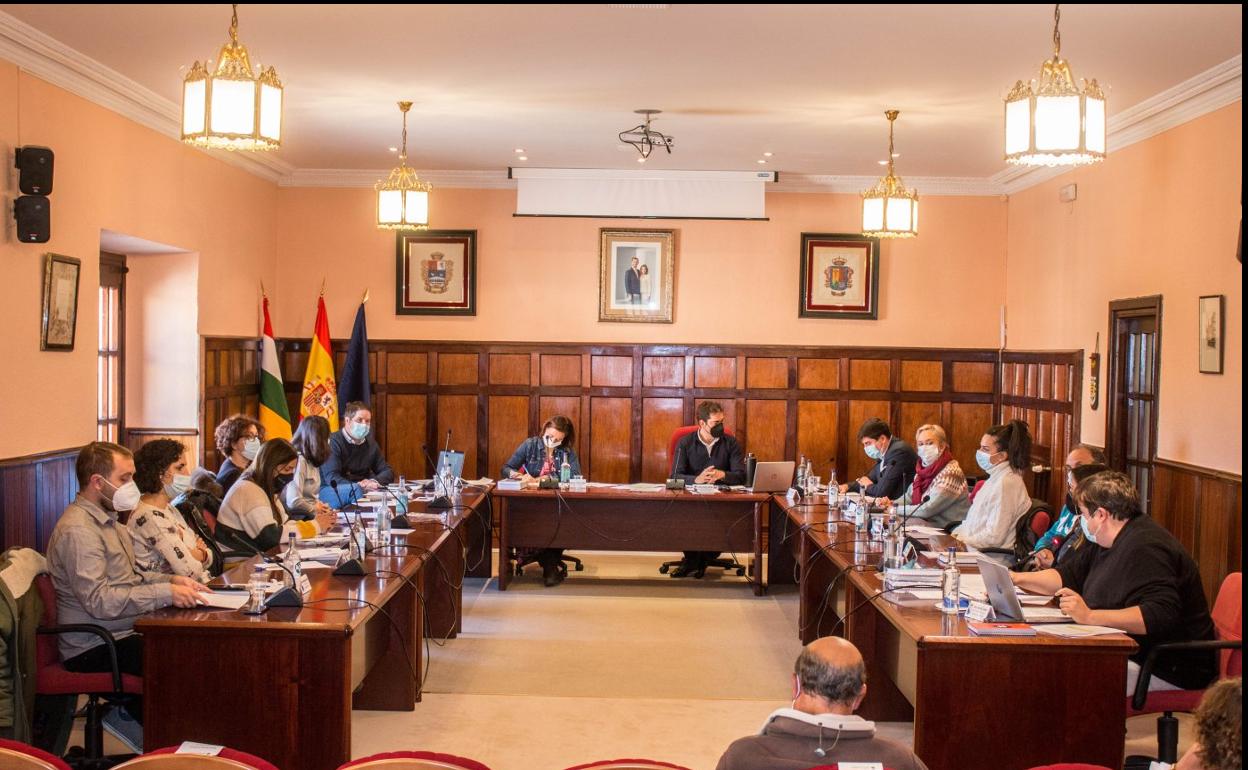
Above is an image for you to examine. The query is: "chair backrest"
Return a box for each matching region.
[967,478,986,503]
[0,740,73,770]
[33,574,62,670]
[666,426,736,471]
[1012,498,1053,561]
[1212,572,1242,677]
[564,761,693,770]
[113,755,262,769]
[339,752,492,770]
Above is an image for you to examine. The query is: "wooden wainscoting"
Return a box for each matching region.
[0,447,80,551]
[201,339,1082,500]
[1000,351,1083,511]
[1153,459,1243,604]
[125,428,200,469]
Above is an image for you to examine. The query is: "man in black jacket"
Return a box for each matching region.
[839,418,918,501]
[318,401,395,506]
[668,400,746,577]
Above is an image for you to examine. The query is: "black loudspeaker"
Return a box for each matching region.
[15,146,54,195]
[14,196,50,243]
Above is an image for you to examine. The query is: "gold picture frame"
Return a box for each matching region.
[41,253,81,351]
[598,228,676,323]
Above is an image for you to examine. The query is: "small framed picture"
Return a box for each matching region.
[599,228,676,323]
[799,233,881,319]
[1198,294,1224,374]
[395,230,477,315]
[41,253,81,351]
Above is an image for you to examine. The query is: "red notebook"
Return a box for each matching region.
[967,621,1036,636]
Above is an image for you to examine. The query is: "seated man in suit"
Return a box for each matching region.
[839,417,918,501]
[669,400,746,578]
[716,636,929,770]
[318,401,395,506]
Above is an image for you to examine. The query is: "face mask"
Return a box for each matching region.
[241,437,261,461]
[275,473,295,492]
[975,450,996,473]
[709,423,725,439]
[163,473,192,499]
[542,434,560,450]
[917,444,941,466]
[102,479,141,512]
[1080,513,1099,545]
[865,443,882,461]
[348,422,370,441]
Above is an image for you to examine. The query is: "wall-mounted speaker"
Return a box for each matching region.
[14,195,50,243]
[15,146,55,195]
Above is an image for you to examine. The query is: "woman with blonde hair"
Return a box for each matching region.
[883,424,969,530]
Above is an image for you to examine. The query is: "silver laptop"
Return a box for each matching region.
[750,461,796,493]
[978,559,1072,623]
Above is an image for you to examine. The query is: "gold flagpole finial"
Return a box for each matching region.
[361,288,370,304]
[260,279,267,299]
[319,277,326,297]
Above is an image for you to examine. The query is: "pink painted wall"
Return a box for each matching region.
[1006,103,1242,473]
[0,61,279,459]
[272,187,1008,347]
[125,251,199,431]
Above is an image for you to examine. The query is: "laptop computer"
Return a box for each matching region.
[750,461,796,493]
[978,558,1072,623]
[436,450,465,479]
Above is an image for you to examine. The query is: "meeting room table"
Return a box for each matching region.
[769,493,1138,770]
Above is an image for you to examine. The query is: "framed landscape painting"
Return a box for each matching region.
[799,233,880,319]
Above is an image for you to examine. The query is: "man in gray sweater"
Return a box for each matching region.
[716,636,928,770]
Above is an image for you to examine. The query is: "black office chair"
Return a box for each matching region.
[658,554,746,579]
[513,550,584,576]
[978,497,1052,568]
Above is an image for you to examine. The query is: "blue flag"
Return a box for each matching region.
[337,300,371,408]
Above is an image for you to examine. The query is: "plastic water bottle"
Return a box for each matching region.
[941,547,961,614]
[397,475,406,495]
[439,459,453,498]
[245,563,268,613]
[282,532,299,580]
[827,468,840,509]
[796,455,807,490]
[377,500,391,543]
[560,455,571,484]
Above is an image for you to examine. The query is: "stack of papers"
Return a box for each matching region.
[496,479,523,491]
[618,483,666,492]
[690,484,720,495]
[463,477,494,488]
[967,621,1037,636]
[1035,624,1123,638]
[195,592,251,610]
[297,546,345,563]
[921,550,980,565]
[883,567,942,588]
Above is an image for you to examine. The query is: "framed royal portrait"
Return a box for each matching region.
[41,253,81,351]
[1198,294,1224,374]
[599,228,676,323]
[395,230,477,316]
[798,233,881,319]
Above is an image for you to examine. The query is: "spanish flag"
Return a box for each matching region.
[300,291,339,431]
[259,291,292,440]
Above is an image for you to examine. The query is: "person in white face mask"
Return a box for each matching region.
[212,414,264,493]
[46,442,212,750]
[128,439,214,581]
[882,424,969,530]
[501,415,583,586]
[318,402,395,505]
[950,419,1033,550]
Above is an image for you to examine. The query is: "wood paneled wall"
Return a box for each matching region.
[999,351,1083,510]
[125,428,200,469]
[1153,459,1242,604]
[0,448,79,551]
[202,340,1083,501]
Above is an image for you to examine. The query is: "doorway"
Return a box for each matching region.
[1106,296,1162,512]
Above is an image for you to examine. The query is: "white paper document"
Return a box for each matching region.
[298,546,345,562]
[1035,624,1124,638]
[195,592,251,610]
[298,560,334,570]
[618,483,666,492]
[176,742,224,756]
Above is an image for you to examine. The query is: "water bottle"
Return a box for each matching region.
[397,475,406,495]
[744,453,757,487]
[244,563,268,614]
[796,455,807,490]
[377,500,391,544]
[827,468,840,510]
[282,532,298,580]
[941,546,961,614]
[439,459,454,498]
[560,455,571,484]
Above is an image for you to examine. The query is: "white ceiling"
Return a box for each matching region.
[1,4,1242,181]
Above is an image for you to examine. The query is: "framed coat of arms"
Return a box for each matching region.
[396,230,477,315]
[798,233,880,319]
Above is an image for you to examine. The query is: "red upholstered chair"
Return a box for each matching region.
[338,751,493,770]
[0,739,73,770]
[114,747,277,769]
[806,766,898,770]
[1125,572,1242,765]
[1024,765,1116,770]
[658,426,746,578]
[33,574,144,765]
[967,478,986,503]
[563,760,692,770]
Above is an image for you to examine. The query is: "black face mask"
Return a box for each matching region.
[708,423,725,439]
[274,474,294,492]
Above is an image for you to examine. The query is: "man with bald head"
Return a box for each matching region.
[716,636,928,769]
[1031,443,1108,569]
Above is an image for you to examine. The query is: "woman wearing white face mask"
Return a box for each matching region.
[213,414,264,493]
[128,439,214,581]
[501,415,582,586]
[883,424,969,530]
[950,419,1033,550]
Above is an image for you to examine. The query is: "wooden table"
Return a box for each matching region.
[494,486,770,594]
[774,494,1137,770]
[135,489,484,770]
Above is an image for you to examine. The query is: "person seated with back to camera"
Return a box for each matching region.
[839,417,919,502]
[215,438,337,554]
[668,400,746,578]
[318,401,394,507]
[501,415,583,587]
[1174,677,1241,770]
[1012,471,1216,695]
[716,636,929,770]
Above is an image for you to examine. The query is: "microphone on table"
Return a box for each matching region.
[330,481,369,576]
[230,537,304,609]
[666,442,686,490]
[421,444,453,510]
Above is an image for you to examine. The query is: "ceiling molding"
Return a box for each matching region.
[0,10,294,183]
[993,54,1242,195]
[279,168,515,189]
[773,174,1006,196]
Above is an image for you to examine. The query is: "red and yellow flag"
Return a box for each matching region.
[299,292,339,431]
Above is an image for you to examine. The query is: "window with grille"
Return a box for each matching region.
[98,252,126,442]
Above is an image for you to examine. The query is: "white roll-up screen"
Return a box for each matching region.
[512,168,774,219]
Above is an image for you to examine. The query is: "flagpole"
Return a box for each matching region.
[361,289,370,304]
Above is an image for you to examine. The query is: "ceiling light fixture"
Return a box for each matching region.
[181,4,282,151]
[619,109,673,160]
[1004,3,1106,166]
[375,101,432,230]
[861,110,918,239]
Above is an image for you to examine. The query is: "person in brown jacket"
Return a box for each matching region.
[716,636,929,770]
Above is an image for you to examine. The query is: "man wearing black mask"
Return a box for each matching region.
[668,401,746,577]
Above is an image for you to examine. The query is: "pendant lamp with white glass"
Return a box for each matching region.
[376,101,432,230]
[181,4,283,151]
[861,110,918,239]
[1004,4,1106,167]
